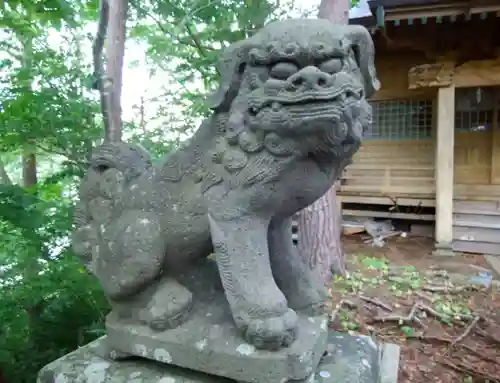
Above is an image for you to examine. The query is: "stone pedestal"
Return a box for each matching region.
[38,333,400,383]
[433,241,455,257]
[103,260,328,382]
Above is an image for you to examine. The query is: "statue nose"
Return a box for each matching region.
[287,66,331,90]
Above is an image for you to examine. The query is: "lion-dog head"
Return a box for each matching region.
[208,19,380,176]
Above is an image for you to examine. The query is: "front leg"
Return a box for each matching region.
[268,217,328,316]
[208,212,297,350]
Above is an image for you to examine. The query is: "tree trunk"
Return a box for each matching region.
[22,150,37,188]
[93,0,128,143]
[0,158,12,185]
[105,0,128,142]
[318,0,350,24]
[296,0,350,283]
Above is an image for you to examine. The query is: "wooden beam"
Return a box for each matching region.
[409,59,500,90]
[337,195,436,207]
[454,59,500,87]
[408,62,455,89]
[435,86,455,248]
[384,3,500,21]
[343,209,435,221]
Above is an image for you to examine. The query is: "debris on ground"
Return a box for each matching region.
[328,235,500,383]
[363,219,406,248]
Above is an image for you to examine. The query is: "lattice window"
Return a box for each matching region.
[455,87,498,132]
[365,99,433,140]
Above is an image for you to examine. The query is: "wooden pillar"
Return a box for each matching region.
[491,104,500,184]
[434,85,455,255]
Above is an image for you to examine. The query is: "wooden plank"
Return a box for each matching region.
[346,164,434,170]
[337,195,436,207]
[435,86,455,245]
[454,184,500,198]
[341,175,434,182]
[454,213,500,225]
[454,200,500,212]
[454,220,500,230]
[453,240,500,256]
[343,226,366,236]
[344,209,435,221]
[340,185,435,195]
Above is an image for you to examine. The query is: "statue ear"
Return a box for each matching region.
[207,40,248,111]
[342,25,381,99]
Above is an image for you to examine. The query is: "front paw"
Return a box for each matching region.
[244,309,298,351]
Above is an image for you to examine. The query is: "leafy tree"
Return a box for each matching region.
[0,2,109,381]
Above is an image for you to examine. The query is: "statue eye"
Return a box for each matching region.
[319,58,343,74]
[269,62,299,80]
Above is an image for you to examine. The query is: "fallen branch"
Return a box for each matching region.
[451,315,480,346]
[418,303,473,324]
[424,269,450,279]
[439,356,500,383]
[363,231,401,244]
[329,299,357,325]
[458,343,500,366]
[476,327,500,346]
[370,301,425,327]
[421,284,476,294]
[419,334,500,366]
[359,295,393,312]
[414,291,433,302]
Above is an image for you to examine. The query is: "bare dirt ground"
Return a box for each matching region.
[327,235,500,383]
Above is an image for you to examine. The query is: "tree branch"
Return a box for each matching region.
[129,1,217,53]
[183,23,220,75]
[92,0,111,137]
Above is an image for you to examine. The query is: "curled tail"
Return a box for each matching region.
[72,142,153,268]
[78,142,152,206]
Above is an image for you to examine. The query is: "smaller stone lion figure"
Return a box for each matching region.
[72,19,379,351]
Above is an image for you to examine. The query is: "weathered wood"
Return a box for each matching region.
[435,86,455,246]
[409,59,500,90]
[338,195,436,207]
[408,62,455,89]
[492,103,500,184]
[343,209,435,221]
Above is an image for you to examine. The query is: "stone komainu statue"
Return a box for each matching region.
[72,19,379,351]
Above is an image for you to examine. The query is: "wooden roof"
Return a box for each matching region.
[350,0,500,32]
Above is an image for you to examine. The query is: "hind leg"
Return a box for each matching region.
[95,210,193,330]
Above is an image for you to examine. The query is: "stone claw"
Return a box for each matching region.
[244,309,298,350]
[138,278,194,331]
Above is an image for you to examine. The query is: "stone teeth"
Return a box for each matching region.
[272,102,281,111]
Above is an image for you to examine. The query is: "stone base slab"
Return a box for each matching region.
[37,332,400,383]
[104,260,328,382]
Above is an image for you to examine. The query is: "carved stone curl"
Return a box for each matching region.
[72,19,379,352]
